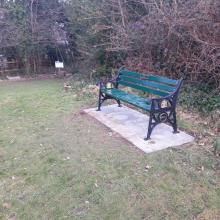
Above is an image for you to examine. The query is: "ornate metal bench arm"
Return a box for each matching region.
[150,96,173,111]
[145,79,183,140]
[145,95,179,140]
[150,78,183,111]
[98,79,117,90]
[97,69,124,111]
[98,67,124,90]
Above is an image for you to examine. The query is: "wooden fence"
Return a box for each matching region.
[0,60,20,76]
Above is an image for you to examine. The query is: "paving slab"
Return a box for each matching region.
[84,104,195,153]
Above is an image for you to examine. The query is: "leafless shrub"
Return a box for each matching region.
[97,0,220,92]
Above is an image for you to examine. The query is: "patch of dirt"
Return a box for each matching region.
[179,108,219,135]
[0,73,73,83]
[196,209,220,220]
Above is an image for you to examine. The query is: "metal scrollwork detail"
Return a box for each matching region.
[160,100,168,108]
[106,82,114,89]
[158,112,168,123]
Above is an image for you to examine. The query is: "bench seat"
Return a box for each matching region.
[101,88,151,111]
[97,68,183,140]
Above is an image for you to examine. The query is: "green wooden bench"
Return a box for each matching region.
[97,68,183,140]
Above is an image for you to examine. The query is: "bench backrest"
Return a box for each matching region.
[117,69,182,97]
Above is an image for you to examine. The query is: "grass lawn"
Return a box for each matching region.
[0,79,219,220]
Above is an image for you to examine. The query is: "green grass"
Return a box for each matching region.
[0,79,220,220]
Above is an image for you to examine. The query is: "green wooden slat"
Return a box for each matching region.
[119,69,179,86]
[118,80,170,97]
[119,70,142,78]
[105,88,151,104]
[102,88,151,111]
[119,75,176,93]
[147,75,178,86]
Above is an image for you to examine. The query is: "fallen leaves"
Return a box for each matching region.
[144,165,152,171]
[108,132,113,137]
[197,166,205,173]
[3,202,11,209]
[64,156,70,161]
[196,209,220,220]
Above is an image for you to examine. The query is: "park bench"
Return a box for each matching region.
[97,68,183,140]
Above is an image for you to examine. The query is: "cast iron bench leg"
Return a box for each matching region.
[145,112,154,140]
[116,99,121,107]
[97,90,102,111]
[172,110,179,134]
[97,93,101,111]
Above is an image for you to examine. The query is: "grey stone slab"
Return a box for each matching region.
[84,104,195,153]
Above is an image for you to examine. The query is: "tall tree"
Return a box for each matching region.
[0,0,73,74]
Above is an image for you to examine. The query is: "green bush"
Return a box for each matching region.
[213,138,220,156]
[179,83,220,114]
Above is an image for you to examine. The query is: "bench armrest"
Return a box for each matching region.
[149,96,170,111]
[150,77,183,110]
[97,67,124,89]
[98,79,117,89]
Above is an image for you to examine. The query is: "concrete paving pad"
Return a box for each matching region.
[84,104,194,153]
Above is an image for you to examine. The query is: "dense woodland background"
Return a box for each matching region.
[0,0,219,113]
